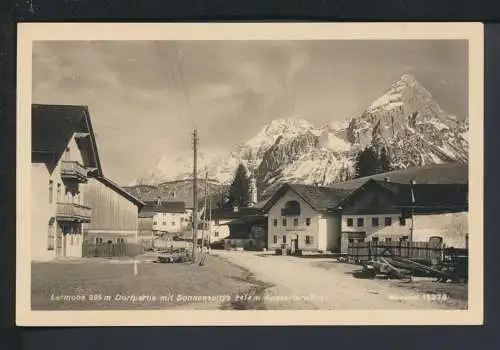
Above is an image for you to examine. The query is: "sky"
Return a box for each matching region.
[32,40,468,185]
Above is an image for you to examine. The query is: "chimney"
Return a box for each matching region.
[410,179,417,185]
[156,196,162,206]
[384,177,390,182]
[313,181,320,193]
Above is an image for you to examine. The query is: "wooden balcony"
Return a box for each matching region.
[61,161,88,182]
[56,202,92,222]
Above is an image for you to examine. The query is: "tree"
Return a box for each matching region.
[380,147,392,173]
[354,146,380,178]
[228,163,250,207]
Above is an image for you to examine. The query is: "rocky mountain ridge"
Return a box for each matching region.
[131,74,468,199]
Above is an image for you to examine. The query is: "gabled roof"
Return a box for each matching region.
[329,179,468,214]
[210,207,264,220]
[226,215,267,226]
[329,163,468,191]
[32,104,103,176]
[94,176,145,208]
[262,183,352,214]
[139,201,186,218]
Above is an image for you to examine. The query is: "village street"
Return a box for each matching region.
[214,250,467,310]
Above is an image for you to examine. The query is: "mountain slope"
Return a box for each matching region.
[133,74,468,199]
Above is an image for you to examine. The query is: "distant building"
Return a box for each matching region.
[224,214,267,251]
[206,206,264,246]
[138,199,192,247]
[31,104,102,261]
[262,183,350,253]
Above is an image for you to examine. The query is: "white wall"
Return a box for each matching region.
[341,214,412,241]
[31,163,57,261]
[208,220,230,242]
[152,212,190,233]
[267,190,326,252]
[413,212,468,248]
[324,216,342,252]
[31,134,87,261]
[340,212,469,249]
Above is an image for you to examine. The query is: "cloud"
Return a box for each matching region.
[32,40,468,185]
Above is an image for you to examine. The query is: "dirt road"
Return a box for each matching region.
[215,250,466,310]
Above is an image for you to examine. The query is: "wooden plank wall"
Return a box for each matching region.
[84,178,139,231]
[347,241,444,264]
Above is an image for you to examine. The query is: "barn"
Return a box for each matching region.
[83,175,145,244]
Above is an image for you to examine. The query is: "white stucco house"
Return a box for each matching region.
[328,177,469,253]
[31,104,102,261]
[262,183,351,253]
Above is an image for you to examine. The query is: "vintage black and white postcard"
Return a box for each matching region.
[16,23,483,326]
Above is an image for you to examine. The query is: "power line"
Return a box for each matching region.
[170,41,195,130]
[171,41,190,105]
[153,41,185,126]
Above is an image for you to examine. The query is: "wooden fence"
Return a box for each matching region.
[347,241,444,265]
[82,242,144,258]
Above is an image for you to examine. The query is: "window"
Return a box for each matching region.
[215,232,219,237]
[282,200,301,216]
[162,221,166,225]
[400,236,409,242]
[385,237,392,243]
[293,218,299,226]
[56,183,61,202]
[172,222,176,226]
[384,217,392,226]
[372,237,379,243]
[357,218,364,227]
[273,235,278,244]
[282,218,287,227]
[153,221,157,225]
[306,235,314,244]
[282,236,286,243]
[372,217,379,227]
[306,218,311,226]
[273,219,278,227]
[348,238,354,244]
[346,218,353,227]
[96,238,99,244]
[399,217,406,226]
[49,180,53,203]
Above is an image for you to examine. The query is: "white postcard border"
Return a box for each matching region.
[16,22,484,326]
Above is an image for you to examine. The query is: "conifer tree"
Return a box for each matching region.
[228,163,250,207]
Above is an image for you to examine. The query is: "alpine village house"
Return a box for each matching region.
[262,183,350,254]
[31,104,144,261]
[261,163,468,255]
[328,163,469,254]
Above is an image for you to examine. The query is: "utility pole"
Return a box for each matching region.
[191,128,198,262]
[201,169,208,253]
[208,186,212,250]
[409,180,415,241]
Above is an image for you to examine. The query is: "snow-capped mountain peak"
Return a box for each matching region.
[133,74,468,198]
